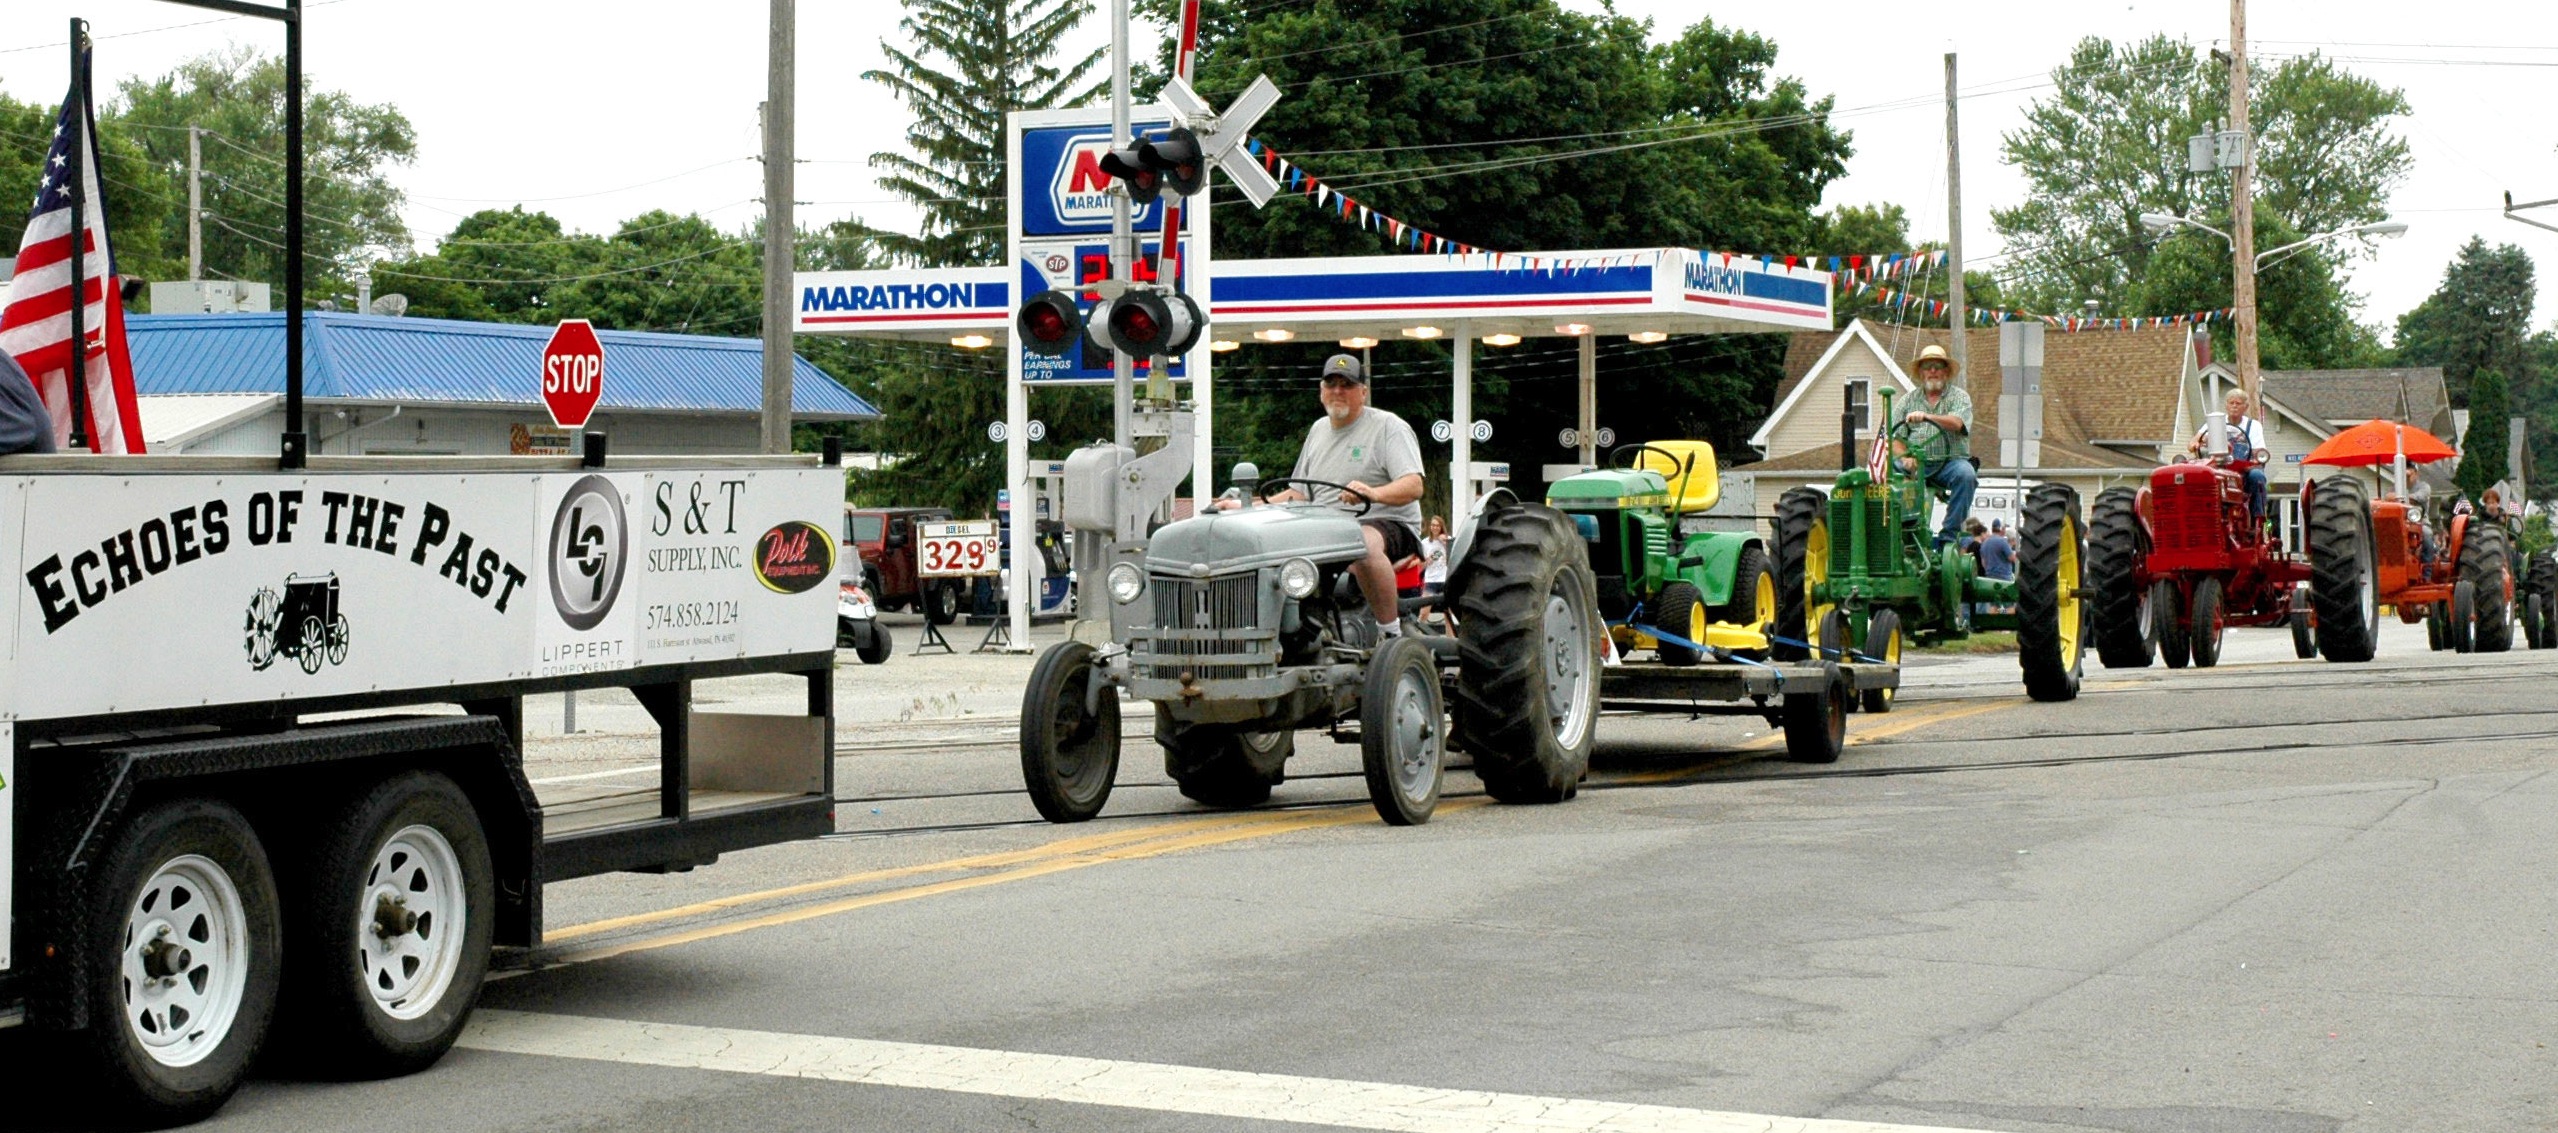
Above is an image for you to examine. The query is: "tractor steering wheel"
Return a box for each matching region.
[1257,477,1375,516]
[1608,442,1699,497]
[1885,418,1963,470]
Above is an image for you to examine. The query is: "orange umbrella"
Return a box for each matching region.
[2300,418,2458,468]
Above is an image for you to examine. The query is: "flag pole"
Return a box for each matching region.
[64,19,92,451]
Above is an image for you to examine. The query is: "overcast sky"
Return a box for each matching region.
[5,1,2556,338]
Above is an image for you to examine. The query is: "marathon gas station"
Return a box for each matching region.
[795,103,1834,647]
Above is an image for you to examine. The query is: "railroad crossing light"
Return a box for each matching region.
[1016,290,1085,357]
[1138,127,1207,197]
[1096,144,1160,197]
[1107,289,1206,357]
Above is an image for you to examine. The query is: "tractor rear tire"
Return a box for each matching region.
[1717,546,1776,660]
[2308,477,2380,663]
[2528,551,2558,650]
[2450,580,2477,653]
[2189,577,2227,668]
[1860,608,1902,714]
[1771,488,1828,663]
[2154,580,2190,670]
[2088,487,2154,669]
[1782,661,1847,763]
[1451,500,1599,805]
[2015,483,2087,702]
[2461,523,2514,653]
[1159,709,1291,809]
[1654,581,1707,666]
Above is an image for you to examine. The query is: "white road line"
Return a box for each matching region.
[458,1010,2005,1133]
[526,764,662,785]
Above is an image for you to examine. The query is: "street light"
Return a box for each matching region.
[2141,212,2408,269]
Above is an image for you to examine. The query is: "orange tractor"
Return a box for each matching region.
[2298,420,2514,659]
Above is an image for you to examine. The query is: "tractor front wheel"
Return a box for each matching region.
[2088,487,2154,669]
[2154,580,2191,669]
[1451,500,1599,805]
[2527,551,2558,650]
[2290,598,2318,660]
[2308,478,2379,662]
[2189,577,2227,668]
[1771,488,1829,663]
[1860,608,1902,714]
[2014,484,2086,702]
[2450,580,2477,653]
[1654,581,1707,666]
[2460,523,2513,653]
[1019,641,1121,823]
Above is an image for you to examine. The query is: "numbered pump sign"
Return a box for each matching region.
[916,520,1002,578]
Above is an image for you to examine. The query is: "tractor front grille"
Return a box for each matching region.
[1150,572,1262,632]
[1137,634,1275,682]
[1831,491,1892,575]
[2153,477,2226,553]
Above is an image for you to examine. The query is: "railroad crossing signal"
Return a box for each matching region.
[1158,74,1283,207]
[1016,290,1085,357]
[1106,290,1206,357]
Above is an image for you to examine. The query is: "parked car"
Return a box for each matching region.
[843,505,967,624]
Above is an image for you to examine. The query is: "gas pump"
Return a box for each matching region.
[979,460,1076,621]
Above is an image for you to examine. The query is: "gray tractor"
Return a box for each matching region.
[1021,452,1602,826]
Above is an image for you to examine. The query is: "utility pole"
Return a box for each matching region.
[758,0,796,454]
[188,125,203,282]
[1944,52,1967,385]
[2228,0,2259,414]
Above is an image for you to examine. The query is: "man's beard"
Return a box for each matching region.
[1326,401,1355,424]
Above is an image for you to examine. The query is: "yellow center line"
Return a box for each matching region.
[544,801,1482,967]
[545,809,1326,943]
[1597,696,2022,786]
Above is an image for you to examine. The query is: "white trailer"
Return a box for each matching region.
[0,449,845,1125]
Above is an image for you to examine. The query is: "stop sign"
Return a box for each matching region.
[540,319,605,428]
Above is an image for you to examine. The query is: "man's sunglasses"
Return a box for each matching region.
[1321,376,1362,388]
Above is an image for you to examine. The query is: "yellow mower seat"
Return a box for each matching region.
[1631,440,1721,514]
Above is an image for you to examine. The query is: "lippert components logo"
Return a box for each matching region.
[549,475,628,630]
[752,521,836,594]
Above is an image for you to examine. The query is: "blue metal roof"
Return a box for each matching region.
[127,311,880,420]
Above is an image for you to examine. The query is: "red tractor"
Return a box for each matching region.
[2303,477,2513,657]
[2087,456,2314,669]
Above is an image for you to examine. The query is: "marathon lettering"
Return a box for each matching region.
[1685,259,1746,297]
[23,490,526,634]
[800,281,982,314]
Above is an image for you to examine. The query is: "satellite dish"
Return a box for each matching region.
[371,293,409,317]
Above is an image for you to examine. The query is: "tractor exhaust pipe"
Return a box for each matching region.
[1842,382,1865,471]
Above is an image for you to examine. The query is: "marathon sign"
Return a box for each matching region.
[1019,117,1175,236]
[793,267,1008,335]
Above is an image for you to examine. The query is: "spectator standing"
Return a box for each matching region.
[1418,515,1451,628]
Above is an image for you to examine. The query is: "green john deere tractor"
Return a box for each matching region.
[1771,386,2088,704]
[1546,441,1778,664]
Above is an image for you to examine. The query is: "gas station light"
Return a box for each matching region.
[1481,333,1521,347]
[1253,328,1294,342]
[950,334,994,349]
[1339,336,1379,349]
[1209,340,1240,352]
[1401,326,1442,339]
[1628,331,1667,344]
[1555,323,1592,336]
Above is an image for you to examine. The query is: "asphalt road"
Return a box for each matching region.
[142,620,2558,1132]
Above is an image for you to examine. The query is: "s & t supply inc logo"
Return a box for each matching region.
[549,475,628,630]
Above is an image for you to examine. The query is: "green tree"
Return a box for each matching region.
[1993,36,2409,315]
[2393,238,2534,403]
[1136,1,1859,473]
[2133,207,2381,369]
[113,47,417,300]
[2456,368,2511,501]
[0,84,181,284]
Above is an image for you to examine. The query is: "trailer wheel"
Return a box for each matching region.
[1451,501,1598,805]
[1782,662,1847,763]
[2460,523,2513,653]
[2189,577,2227,668]
[79,798,282,1128]
[2088,487,2154,668]
[1653,581,1707,666]
[1020,641,1121,823]
[2154,580,2191,670]
[1360,636,1445,826]
[279,771,494,1079]
[2449,580,2477,653]
[2015,483,2086,701]
[1771,488,1829,663]
[1860,608,1902,714]
[2307,477,2379,662]
[1159,707,1290,808]
[1716,546,1778,661]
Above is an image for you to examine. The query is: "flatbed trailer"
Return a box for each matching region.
[0,450,845,1126]
[1595,650,1899,763]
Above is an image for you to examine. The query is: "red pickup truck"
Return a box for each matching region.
[843,506,967,624]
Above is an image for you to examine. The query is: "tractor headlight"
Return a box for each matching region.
[1279,557,1320,599]
[1107,562,1146,604]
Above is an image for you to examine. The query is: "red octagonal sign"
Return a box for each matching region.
[540,319,605,428]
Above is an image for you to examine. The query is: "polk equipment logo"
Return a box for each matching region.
[550,475,628,631]
[752,521,836,594]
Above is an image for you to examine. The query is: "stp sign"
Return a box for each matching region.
[541,319,605,428]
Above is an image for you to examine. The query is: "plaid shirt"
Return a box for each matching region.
[1905,384,1973,459]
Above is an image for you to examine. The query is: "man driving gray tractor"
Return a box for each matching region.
[1218,353,1426,640]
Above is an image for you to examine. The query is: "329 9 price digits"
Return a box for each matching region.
[921,535,996,575]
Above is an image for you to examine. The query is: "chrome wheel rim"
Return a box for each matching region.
[1543,583,1595,749]
[122,854,250,1068]
[359,824,468,1021]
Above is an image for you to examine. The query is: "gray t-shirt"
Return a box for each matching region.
[1291,406,1424,531]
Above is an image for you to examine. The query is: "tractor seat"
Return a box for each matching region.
[1631,440,1721,514]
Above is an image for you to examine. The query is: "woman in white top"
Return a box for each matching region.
[1418,515,1451,627]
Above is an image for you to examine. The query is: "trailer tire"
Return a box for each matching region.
[2461,523,2513,653]
[2308,477,2379,662]
[2154,580,2191,669]
[1653,581,1707,666]
[2088,487,2154,668]
[1451,501,1598,805]
[1771,488,1829,663]
[2015,483,2087,701]
[1159,709,1291,809]
[2189,576,2227,668]
[1020,641,1121,823]
[80,798,282,1128]
[279,771,494,1080]
[1782,661,1847,763]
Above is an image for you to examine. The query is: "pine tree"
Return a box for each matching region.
[2456,368,2511,503]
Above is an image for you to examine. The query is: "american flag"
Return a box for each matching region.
[1866,426,1890,482]
[0,70,146,454]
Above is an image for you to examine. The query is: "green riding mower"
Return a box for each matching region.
[1545,442,1777,663]
[1772,387,2088,704]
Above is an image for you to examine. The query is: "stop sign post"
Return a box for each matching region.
[541,319,605,429]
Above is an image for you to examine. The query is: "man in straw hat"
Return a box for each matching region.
[1893,342,1976,548]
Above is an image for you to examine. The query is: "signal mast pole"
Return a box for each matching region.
[1109,0,1134,448]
